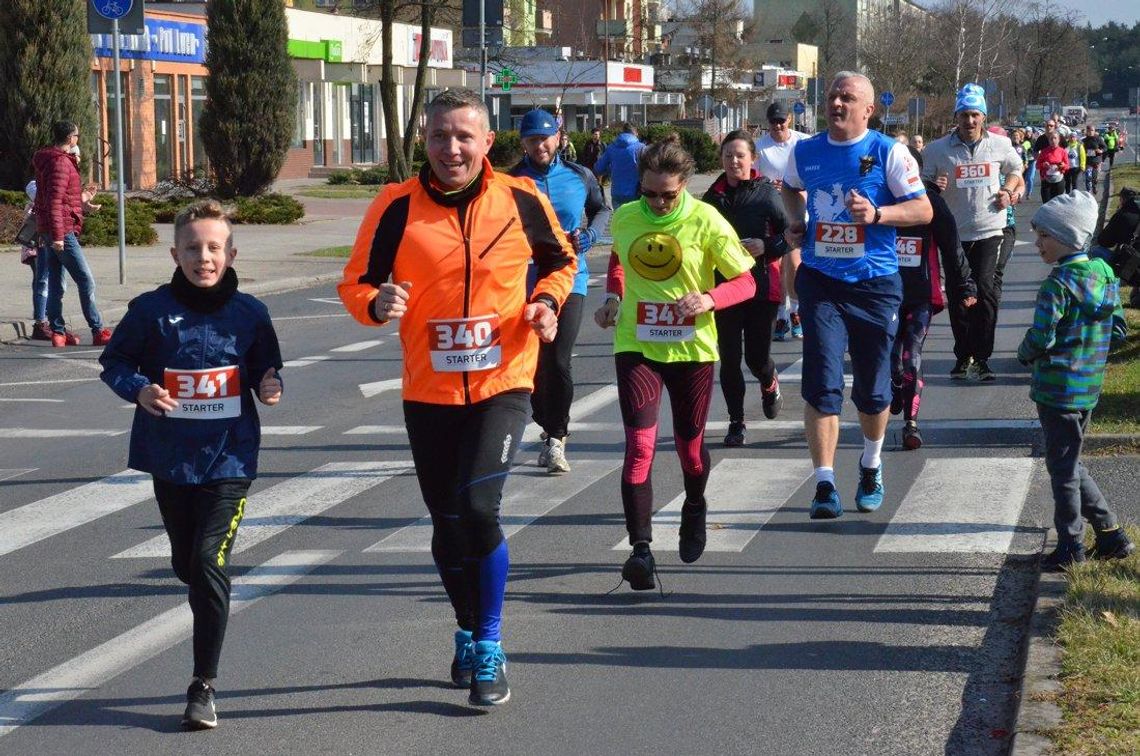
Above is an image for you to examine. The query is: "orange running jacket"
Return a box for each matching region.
[339,159,578,405]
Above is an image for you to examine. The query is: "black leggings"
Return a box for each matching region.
[615,352,714,544]
[532,293,585,438]
[404,391,528,637]
[154,477,250,680]
[1041,179,1064,204]
[948,236,1001,362]
[890,304,932,422]
[714,297,778,423]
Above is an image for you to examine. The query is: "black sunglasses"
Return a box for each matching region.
[768,118,787,125]
[641,189,681,201]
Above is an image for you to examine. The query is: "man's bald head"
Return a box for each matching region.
[826,72,876,139]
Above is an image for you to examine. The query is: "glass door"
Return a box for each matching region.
[153,74,174,181]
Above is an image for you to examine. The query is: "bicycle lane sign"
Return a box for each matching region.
[92,0,133,20]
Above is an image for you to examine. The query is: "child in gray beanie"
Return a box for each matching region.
[1018,191,1133,569]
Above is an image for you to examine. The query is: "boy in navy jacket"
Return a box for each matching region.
[99,200,283,729]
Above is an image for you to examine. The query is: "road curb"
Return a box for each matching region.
[1084,433,1140,452]
[0,271,343,345]
[1010,531,1066,756]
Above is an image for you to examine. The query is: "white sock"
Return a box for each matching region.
[789,298,799,315]
[861,436,884,469]
[815,466,835,487]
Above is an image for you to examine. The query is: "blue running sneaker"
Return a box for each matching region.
[855,464,884,512]
[773,318,790,342]
[809,481,843,519]
[450,629,475,688]
[790,311,804,339]
[469,640,510,706]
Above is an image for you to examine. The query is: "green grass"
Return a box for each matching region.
[1107,164,1140,217]
[1091,307,1140,435]
[296,185,382,199]
[1042,525,1140,756]
[298,245,352,258]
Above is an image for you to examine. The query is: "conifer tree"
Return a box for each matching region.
[0,0,98,190]
[201,0,298,198]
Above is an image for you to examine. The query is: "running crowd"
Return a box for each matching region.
[77,76,1136,729]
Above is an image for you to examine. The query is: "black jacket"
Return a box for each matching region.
[701,171,789,301]
[1097,194,1140,249]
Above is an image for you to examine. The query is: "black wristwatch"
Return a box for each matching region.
[872,206,882,225]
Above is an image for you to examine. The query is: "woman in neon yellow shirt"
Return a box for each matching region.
[594,137,757,590]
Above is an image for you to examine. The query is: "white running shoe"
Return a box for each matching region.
[537,433,551,468]
[545,436,571,474]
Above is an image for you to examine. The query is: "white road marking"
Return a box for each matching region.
[874,457,1037,553]
[283,355,333,368]
[0,379,93,387]
[0,398,67,403]
[331,340,383,352]
[40,354,103,371]
[0,470,153,557]
[917,419,1040,431]
[261,426,322,435]
[612,458,814,552]
[0,549,340,738]
[308,297,344,305]
[0,428,127,438]
[367,459,622,552]
[344,419,857,435]
[778,358,852,385]
[359,378,402,398]
[0,469,36,483]
[113,461,413,559]
[271,314,349,321]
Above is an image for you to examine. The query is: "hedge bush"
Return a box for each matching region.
[230,192,304,224]
[0,204,26,244]
[79,195,159,246]
[0,189,28,207]
[488,130,523,167]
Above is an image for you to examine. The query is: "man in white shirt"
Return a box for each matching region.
[755,101,809,340]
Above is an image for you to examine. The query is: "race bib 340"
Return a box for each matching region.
[428,314,502,372]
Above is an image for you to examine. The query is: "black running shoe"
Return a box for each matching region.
[182,679,218,730]
[902,421,923,451]
[469,640,510,706]
[950,357,972,380]
[1041,541,1086,572]
[622,542,656,590]
[678,499,707,564]
[762,376,782,420]
[723,421,746,447]
[1090,528,1135,560]
[973,360,997,382]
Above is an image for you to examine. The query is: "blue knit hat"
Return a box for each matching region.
[955,83,987,115]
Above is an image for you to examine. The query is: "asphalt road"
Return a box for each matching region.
[0,201,1104,756]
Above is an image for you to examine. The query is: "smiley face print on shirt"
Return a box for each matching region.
[628,231,683,281]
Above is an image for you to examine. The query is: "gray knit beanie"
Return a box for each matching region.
[1031,191,1099,251]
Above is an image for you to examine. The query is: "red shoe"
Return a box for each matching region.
[65,331,81,346]
[30,321,52,341]
[92,328,112,347]
[51,332,67,348]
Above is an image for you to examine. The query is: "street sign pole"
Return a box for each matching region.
[479,0,486,102]
[112,17,126,284]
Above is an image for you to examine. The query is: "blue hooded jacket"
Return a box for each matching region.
[594,132,645,201]
[100,278,283,484]
[510,154,611,296]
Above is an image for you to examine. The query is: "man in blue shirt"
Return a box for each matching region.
[782,72,933,519]
[594,123,644,209]
[510,109,611,472]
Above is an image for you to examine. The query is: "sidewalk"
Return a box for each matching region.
[1,172,720,343]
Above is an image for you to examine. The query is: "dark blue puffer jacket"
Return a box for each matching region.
[99,282,283,484]
[594,132,645,201]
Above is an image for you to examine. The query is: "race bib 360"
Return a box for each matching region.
[164,365,241,419]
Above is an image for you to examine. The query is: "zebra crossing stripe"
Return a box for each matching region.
[0,470,153,558]
[779,358,852,385]
[331,339,384,352]
[612,458,814,552]
[261,426,322,435]
[0,429,127,438]
[0,549,340,738]
[112,462,414,559]
[365,458,622,552]
[873,457,1037,553]
[359,378,402,398]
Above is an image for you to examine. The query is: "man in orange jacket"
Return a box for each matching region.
[339,89,577,707]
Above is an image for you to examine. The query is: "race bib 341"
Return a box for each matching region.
[164,365,241,419]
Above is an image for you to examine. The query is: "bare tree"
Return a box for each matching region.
[675,0,750,106]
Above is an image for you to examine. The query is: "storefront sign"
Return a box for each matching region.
[410,28,452,67]
[92,18,207,64]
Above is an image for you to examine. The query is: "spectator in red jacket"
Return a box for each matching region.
[32,120,112,347]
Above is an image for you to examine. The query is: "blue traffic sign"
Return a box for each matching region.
[880,91,894,107]
[793,101,806,114]
[93,0,134,21]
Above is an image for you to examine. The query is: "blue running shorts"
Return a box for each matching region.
[795,265,902,415]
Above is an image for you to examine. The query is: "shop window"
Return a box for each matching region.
[154,74,174,181]
[191,76,208,176]
[104,71,133,189]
